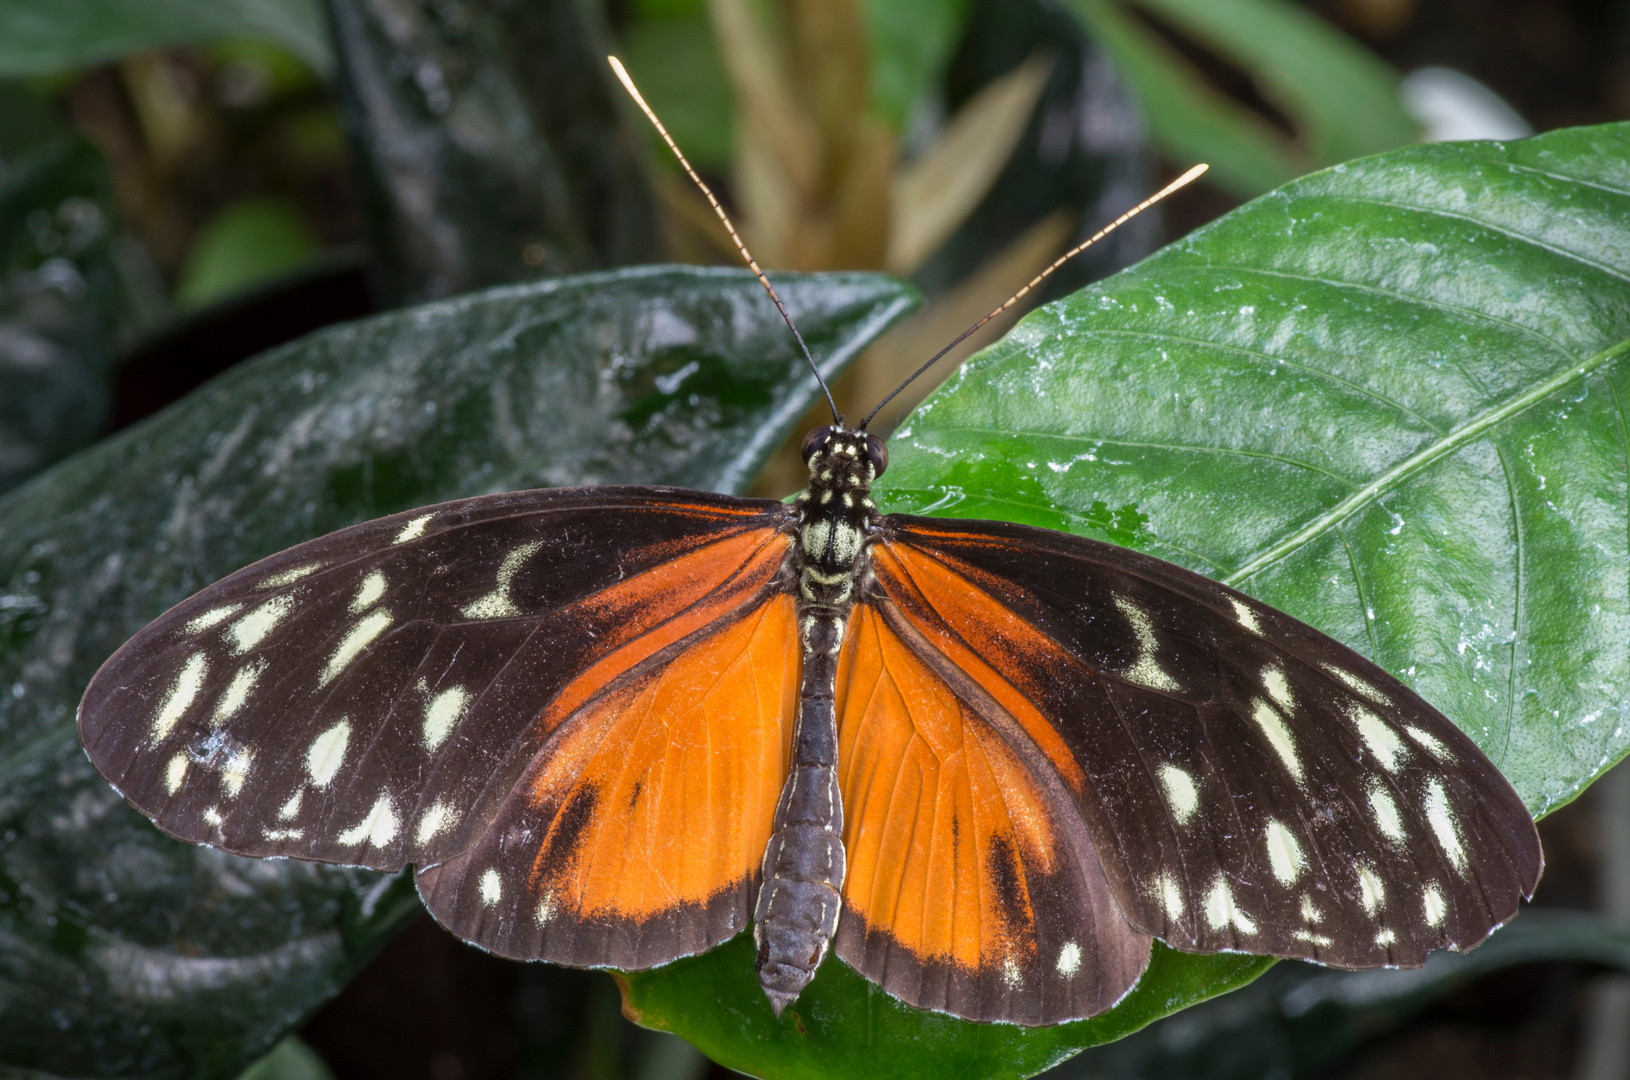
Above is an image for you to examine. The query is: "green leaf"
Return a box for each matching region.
[0,0,332,79]
[1064,0,1418,198]
[620,123,1630,1080]
[176,196,323,310]
[0,267,915,1078]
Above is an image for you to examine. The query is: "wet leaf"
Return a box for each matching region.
[0,267,915,1078]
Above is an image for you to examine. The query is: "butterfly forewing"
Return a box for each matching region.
[873,516,1542,970]
[79,488,796,885]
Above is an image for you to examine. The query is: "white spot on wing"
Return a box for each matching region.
[1265,819,1305,886]
[228,595,295,654]
[536,892,557,924]
[279,790,303,820]
[1114,596,1180,692]
[1230,598,1262,635]
[479,868,502,906]
[1357,862,1385,914]
[1423,884,1447,927]
[320,609,394,686]
[165,753,188,794]
[1425,778,1468,872]
[1159,763,1199,826]
[416,800,458,845]
[1001,957,1023,988]
[263,828,303,841]
[1405,726,1451,760]
[1368,782,1405,842]
[202,806,223,826]
[1262,665,1295,713]
[1351,705,1406,772]
[461,541,543,619]
[185,604,242,635]
[1158,873,1185,922]
[258,562,323,589]
[349,570,387,613]
[1251,699,1304,783]
[153,652,209,743]
[423,686,471,751]
[1375,928,1397,947]
[212,660,265,726]
[393,514,433,544]
[1300,895,1321,923]
[306,720,351,787]
[1203,877,1257,935]
[1294,929,1334,947]
[221,746,253,797]
[1321,662,1391,706]
[1056,942,1082,977]
[337,791,398,848]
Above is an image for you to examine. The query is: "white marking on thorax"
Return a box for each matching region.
[394,514,433,544]
[350,570,387,613]
[1114,596,1180,692]
[1251,698,1304,783]
[228,595,295,654]
[153,652,209,742]
[1424,778,1467,872]
[423,686,471,751]
[1264,819,1305,885]
[1159,763,1199,825]
[461,540,543,619]
[306,719,351,786]
[337,791,398,847]
[320,609,394,686]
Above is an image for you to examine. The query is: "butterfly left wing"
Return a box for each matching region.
[79,487,801,973]
[869,514,1542,973]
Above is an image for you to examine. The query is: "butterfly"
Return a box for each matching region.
[76,58,1542,1028]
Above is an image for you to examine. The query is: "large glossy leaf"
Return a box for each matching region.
[621,124,1630,1078]
[0,0,332,78]
[325,0,660,306]
[0,267,915,1078]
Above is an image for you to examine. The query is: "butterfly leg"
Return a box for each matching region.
[754,613,847,1015]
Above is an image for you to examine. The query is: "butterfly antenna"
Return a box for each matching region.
[608,55,840,424]
[859,163,1209,431]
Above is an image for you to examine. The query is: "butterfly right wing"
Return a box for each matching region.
[79,488,796,895]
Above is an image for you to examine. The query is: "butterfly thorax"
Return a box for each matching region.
[754,424,884,1014]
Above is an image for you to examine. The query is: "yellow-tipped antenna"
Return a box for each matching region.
[608,55,840,423]
[860,163,1209,430]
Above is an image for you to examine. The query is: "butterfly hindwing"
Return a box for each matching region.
[79,488,796,902]
[416,591,799,969]
[832,599,1153,1025]
[872,515,1542,971]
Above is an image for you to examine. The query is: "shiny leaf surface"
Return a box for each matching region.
[0,267,915,1078]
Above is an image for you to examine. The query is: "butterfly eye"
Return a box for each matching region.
[801,426,833,464]
[863,433,888,477]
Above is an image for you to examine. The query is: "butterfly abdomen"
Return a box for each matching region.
[754,427,879,1014]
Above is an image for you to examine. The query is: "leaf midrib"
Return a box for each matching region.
[1225,334,1630,584]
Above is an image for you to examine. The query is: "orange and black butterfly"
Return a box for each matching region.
[77,59,1541,1028]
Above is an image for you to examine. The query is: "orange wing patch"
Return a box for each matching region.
[525,594,799,921]
[832,602,1150,1025]
[417,588,800,971]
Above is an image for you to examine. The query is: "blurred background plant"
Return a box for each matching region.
[1,0,1628,1078]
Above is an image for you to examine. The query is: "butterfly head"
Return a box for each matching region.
[801,424,887,490]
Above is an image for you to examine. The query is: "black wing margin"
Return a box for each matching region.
[872,514,1542,971]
